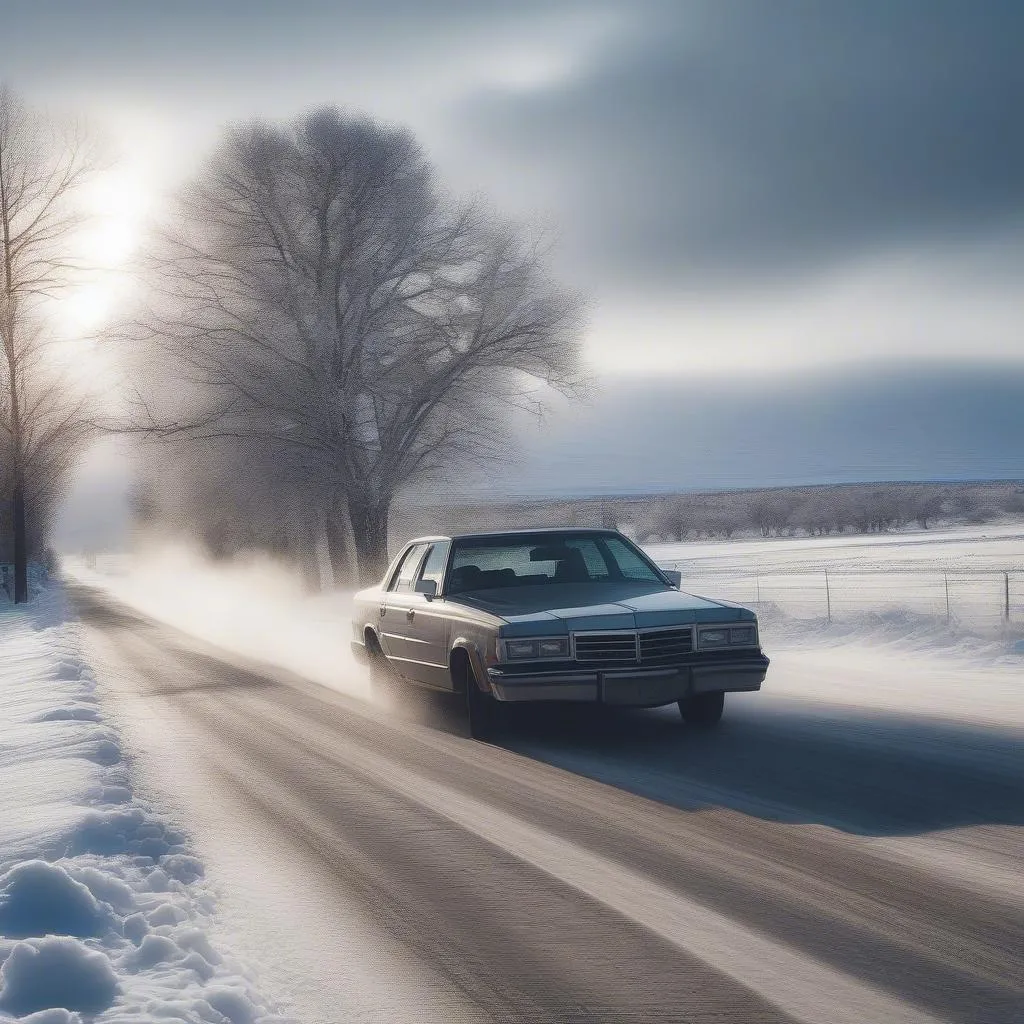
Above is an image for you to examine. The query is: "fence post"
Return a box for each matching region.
[755,571,761,605]
[944,573,950,623]
[824,569,832,623]
[1005,572,1011,624]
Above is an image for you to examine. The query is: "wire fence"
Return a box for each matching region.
[659,562,1023,630]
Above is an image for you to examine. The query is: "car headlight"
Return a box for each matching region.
[699,625,758,648]
[503,637,570,660]
[698,628,730,648]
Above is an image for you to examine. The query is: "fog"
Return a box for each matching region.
[64,544,367,700]
[54,363,1024,562]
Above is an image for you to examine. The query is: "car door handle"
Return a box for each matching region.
[405,608,416,622]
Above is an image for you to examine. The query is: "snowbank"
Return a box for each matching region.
[0,586,290,1023]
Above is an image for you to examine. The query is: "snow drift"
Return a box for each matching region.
[0,586,290,1023]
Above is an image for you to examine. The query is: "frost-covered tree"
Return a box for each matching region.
[0,86,96,600]
[128,108,584,583]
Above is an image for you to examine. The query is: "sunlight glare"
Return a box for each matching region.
[53,164,153,340]
[76,165,151,269]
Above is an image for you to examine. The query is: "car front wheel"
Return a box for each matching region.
[679,691,725,727]
[460,654,505,740]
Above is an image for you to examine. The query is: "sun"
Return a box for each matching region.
[77,165,151,268]
[51,165,152,340]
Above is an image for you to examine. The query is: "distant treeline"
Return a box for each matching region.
[392,481,1024,547]
[123,479,1023,590]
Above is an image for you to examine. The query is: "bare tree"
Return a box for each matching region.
[0,86,97,600]
[127,108,585,583]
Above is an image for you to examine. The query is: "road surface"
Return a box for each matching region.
[70,584,1024,1024]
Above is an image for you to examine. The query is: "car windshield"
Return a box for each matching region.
[446,533,665,594]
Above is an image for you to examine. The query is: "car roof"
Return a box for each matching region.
[406,527,622,545]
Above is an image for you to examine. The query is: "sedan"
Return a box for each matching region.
[351,528,769,737]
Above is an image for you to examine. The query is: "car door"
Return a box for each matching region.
[400,540,453,690]
[379,543,430,671]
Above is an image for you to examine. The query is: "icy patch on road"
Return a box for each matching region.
[0,586,290,1023]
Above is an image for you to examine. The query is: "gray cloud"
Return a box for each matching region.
[448,1,1024,290]
[10,0,1023,294]
[456,362,1024,497]
[6,0,1024,355]
[3,1,600,87]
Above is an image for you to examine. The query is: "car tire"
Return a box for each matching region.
[679,690,725,727]
[461,654,504,740]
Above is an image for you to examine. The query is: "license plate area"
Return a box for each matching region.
[600,669,690,706]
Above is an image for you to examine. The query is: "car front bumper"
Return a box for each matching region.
[484,653,769,705]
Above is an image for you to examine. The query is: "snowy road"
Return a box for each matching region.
[70,583,1024,1024]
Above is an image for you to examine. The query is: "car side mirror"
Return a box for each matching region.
[662,569,682,588]
[415,578,438,600]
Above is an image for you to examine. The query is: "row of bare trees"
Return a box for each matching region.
[123,108,585,585]
[639,484,1021,543]
[1,87,96,601]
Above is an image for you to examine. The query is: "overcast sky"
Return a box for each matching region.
[8,0,1024,375]
[8,1,1024,530]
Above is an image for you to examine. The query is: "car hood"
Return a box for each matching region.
[449,581,754,635]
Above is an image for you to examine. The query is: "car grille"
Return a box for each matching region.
[573,633,639,662]
[639,627,695,665]
[572,627,696,665]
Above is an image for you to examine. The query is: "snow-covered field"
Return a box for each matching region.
[0,588,286,1023]
[650,522,1024,634]
[649,520,1024,570]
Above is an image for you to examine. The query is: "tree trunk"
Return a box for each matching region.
[295,514,322,592]
[348,493,392,587]
[324,502,355,587]
[314,519,335,591]
[13,479,27,603]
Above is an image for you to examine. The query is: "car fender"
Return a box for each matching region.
[450,636,490,692]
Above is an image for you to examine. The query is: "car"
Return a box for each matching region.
[350,528,769,737]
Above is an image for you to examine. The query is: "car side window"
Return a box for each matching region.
[390,544,429,593]
[418,542,450,591]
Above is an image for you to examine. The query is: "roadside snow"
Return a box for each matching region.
[762,643,1024,729]
[0,585,289,1023]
